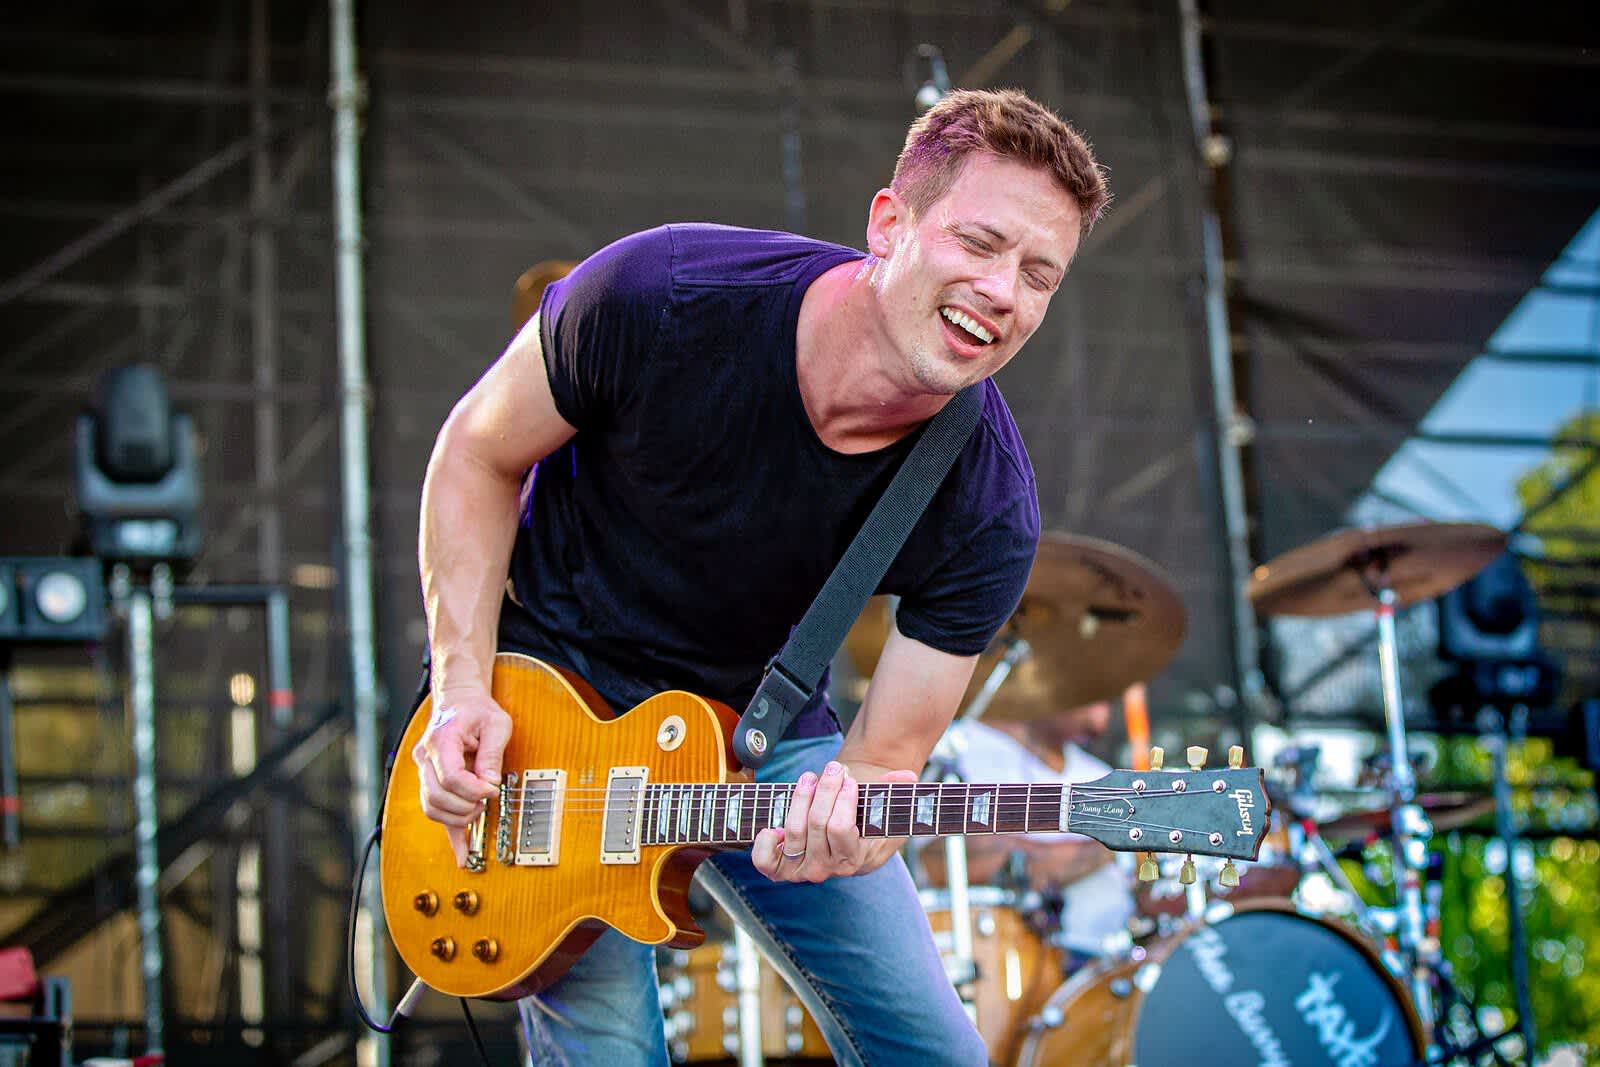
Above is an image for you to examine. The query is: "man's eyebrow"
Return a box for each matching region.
[957,221,1066,275]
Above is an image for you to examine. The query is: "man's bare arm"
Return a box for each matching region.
[414,314,577,862]
[753,624,977,883]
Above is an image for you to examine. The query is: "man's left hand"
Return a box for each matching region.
[751,761,919,883]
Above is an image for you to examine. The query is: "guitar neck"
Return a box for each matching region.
[632,781,1070,848]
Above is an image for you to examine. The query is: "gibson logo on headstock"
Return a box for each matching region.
[1233,788,1257,838]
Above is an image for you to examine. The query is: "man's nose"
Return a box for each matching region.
[971,263,1017,314]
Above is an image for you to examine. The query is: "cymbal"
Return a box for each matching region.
[963,533,1186,720]
[1247,521,1506,618]
[512,260,578,330]
[1314,791,1494,840]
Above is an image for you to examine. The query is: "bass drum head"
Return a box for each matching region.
[1135,904,1421,1066]
[1017,902,1423,1067]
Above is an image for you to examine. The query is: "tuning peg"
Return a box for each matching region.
[1187,746,1207,771]
[1138,852,1159,882]
[1228,745,1244,770]
[1219,859,1240,888]
[1149,747,1164,771]
[1179,856,1197,885]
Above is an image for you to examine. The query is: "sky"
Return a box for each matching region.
[1350,209,1600,529]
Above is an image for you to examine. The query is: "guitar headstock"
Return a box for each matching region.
[1065,745,1270,865]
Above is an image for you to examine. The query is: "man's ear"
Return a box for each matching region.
[865,187,909,258]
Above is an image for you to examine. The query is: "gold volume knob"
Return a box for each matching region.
[454,890,480,915]
[430,936,457,961]
[413,891,439,916]
[472,938,500,963]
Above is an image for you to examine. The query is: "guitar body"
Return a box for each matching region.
[380,652,741,1000]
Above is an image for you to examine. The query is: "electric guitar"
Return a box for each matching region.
[380,652,1270,1000]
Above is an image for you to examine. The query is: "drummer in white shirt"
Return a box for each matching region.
[919,700,1135,968]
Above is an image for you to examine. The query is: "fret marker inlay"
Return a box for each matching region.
[915,793,935,828]
[868,792,886,831]
[972,790,992,827]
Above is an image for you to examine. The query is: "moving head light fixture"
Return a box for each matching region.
[73,364,203,566]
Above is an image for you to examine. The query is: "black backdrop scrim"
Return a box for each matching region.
[0,0,1594,739]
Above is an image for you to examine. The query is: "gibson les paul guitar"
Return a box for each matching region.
[381,652,1270,1000]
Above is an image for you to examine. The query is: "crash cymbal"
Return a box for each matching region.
[1247,521,1506,618]
[1315,791,1494,840]
[843,595,895,684]
[512,260,578,330]
[963,533,1186,720]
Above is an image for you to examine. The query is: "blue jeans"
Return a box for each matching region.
[516,733,987,1065]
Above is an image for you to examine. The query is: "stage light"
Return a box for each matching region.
[74,364,203,567]
[0,558,106,644]
[34,570,88,625]
[230,672,257,707]
[1438,553,1538,663]
[0,563,13,640]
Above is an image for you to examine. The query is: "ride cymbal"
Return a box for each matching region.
[963,533,1186,720]
[1247,521,1506,618]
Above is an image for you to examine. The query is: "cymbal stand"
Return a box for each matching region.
[959,635,1031,722]
[1364,565,1438,1042]
[1478,705,1535,1058]
[928,635,1032,1018]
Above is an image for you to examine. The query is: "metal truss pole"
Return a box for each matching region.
[120,570,166,1057]
[329,1,389,1064]
[1177,0,1262,730]
[249,0,298,1045]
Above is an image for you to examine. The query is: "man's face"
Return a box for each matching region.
[867,153,1083,395]
[1048,700,1111,749]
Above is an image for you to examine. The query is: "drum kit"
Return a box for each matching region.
[660,521,1516,1066]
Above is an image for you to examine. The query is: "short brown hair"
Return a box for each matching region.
[892,88,1109,236]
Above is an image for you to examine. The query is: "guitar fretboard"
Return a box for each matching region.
[633,782,1068,847]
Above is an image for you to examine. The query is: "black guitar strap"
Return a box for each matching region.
[732,383,986,767]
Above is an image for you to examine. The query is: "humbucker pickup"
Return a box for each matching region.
[511,769,565,866]
[600,765,648,865]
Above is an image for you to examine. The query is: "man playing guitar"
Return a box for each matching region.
[412,88,1108,1064]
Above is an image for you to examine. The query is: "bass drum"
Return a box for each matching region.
[659,940,831,1063]
[921,887,1063,1067]
[1016,900,1423,1067]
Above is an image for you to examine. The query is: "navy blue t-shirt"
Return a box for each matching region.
[498,223,1040,731]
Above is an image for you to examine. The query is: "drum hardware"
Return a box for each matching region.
[732,924,763,1067]
[1248,520,1506,1048]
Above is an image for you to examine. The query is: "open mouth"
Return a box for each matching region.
[939,306,996,348]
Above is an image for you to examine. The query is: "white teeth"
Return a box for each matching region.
[940,306,994,344]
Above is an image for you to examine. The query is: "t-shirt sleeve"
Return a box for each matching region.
[538,226,675,431]
[894,489,1040,656]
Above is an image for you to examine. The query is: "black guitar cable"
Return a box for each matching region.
[347,825,493,1066]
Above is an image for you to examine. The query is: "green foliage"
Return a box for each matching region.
[1515,409,1600,705]
[1430,735,1600,1053]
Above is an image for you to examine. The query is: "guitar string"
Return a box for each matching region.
[494,782,1219,808]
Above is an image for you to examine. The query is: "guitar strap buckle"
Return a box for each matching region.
[732,658,812,769]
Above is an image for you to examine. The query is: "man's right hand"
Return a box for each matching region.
[413,689,513,866]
